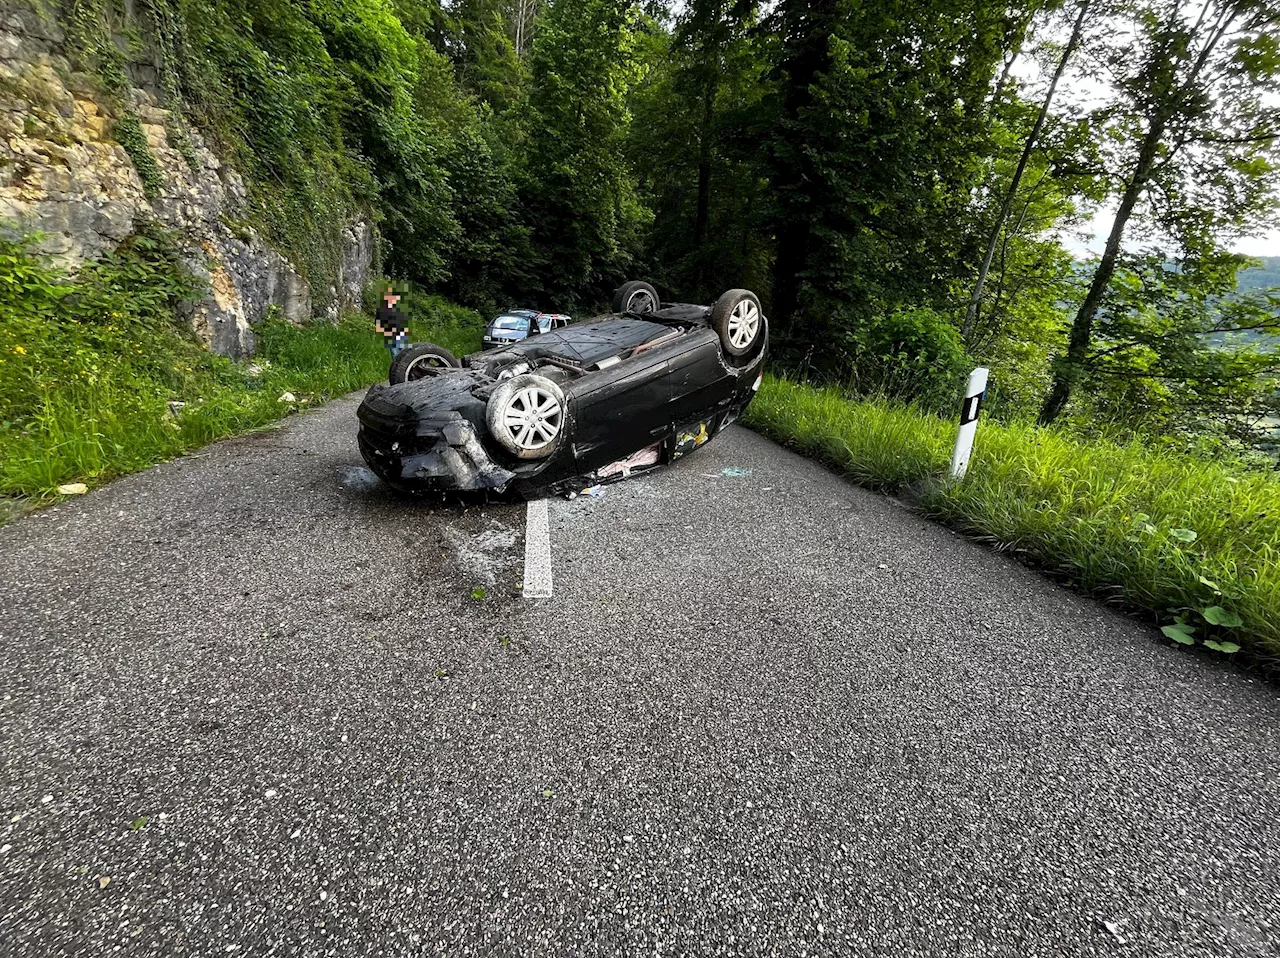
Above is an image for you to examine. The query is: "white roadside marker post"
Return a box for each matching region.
[949,367,989,480]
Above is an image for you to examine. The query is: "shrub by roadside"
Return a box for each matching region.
[743,373,1280,672]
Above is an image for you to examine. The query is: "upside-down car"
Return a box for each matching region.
[356,281,767,497]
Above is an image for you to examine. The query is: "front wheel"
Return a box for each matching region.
[389,343,459,384]
[485,374,567,461]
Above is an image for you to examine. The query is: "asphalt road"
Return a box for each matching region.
[2,393,1279,957]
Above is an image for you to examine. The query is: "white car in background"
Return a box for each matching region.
[483,308,572,348]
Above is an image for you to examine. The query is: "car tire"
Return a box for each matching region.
[486,373,567,461]
[389,343,459,384]
[612,280,660,315]
[711,289,764,358]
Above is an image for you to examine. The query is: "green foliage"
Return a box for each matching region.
[395,288,486,355]
[517,0,651,306]
[627,0,773,301]
[744,374,1280,670]
[841,306,971,414]
[763,0,1009,344]
[113,112,165,198]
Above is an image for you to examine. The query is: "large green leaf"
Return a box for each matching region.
[1161,623,1197,645]
[1202,606,1243,628]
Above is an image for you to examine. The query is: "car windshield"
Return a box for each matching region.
[492,314,533,331]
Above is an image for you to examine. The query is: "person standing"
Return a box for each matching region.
[375,286,409,358]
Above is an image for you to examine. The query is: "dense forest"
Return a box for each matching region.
[62,0,1280,449]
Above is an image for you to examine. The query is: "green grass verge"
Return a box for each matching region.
[1,313,390,503]
[743,373,1280,671]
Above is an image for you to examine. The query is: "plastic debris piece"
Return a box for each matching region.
[582,485,604,497]
[720,467,752,477]
[56,483,88,496]
[598,443,662,479]
[1102,920,1126,944]
[278,392,297,403]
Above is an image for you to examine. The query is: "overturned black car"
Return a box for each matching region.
[356,282,767,497]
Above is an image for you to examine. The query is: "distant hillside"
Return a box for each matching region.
[1238,256,1280,293]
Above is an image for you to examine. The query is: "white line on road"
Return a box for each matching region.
[522,498,553,599]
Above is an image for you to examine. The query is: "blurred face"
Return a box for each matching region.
[384,289,400,308]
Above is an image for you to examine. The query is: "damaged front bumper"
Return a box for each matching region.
[359,416,516,493]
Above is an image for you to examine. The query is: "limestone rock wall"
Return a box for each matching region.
[0,4,373,358]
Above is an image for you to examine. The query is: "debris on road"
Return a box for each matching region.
[1102,919,1127,944]
[56,484,87,496]
[582,485,605,498]
[720,467,752,477]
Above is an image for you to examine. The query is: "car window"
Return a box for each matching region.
[492,315,529,331]
[539,317,551,332]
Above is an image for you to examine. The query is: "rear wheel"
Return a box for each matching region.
[389,343,459,384]
[486,374,566,460]
[711,289,763,358]
[612,280,660,315]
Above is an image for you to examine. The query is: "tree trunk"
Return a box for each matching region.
[693,84,715,250]
[692,76,716,290]
[767,0,835,332]
[1037,125,1163,424]
[771,217,810,332]
[964,0,1090,342]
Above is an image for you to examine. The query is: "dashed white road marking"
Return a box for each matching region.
[522,498,553,599]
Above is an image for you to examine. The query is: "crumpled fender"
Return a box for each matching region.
[399,419,516,491]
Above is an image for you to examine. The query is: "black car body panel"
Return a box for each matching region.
[357,300,766,496]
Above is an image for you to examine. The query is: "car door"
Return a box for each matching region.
[569,340,680,469]
[665,328,733,424]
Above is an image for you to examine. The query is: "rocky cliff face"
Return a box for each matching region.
[0,4,373,358]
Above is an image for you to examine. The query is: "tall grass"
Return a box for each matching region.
[0,313,394,499]
[744,373,1280,670]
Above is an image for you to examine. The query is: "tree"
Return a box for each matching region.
[1038,0,1280,424]
[762,0,1013,355]
[964,0,1092,341]
[442,0,527,114]
[510,0,543,56]
[1070,250,1280,444]
[626,0,770,299]
[517,0,650,305]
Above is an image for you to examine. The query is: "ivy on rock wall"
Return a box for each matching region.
[54,0,525,310]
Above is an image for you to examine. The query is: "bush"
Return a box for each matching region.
[0,232,389,501]
[843,306,970,413]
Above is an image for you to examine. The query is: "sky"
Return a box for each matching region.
[1063,219,1280,259]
